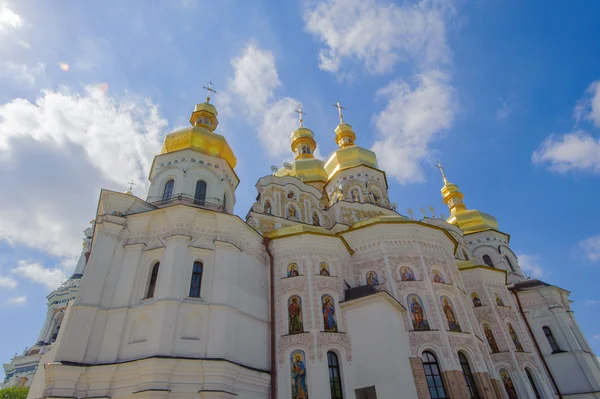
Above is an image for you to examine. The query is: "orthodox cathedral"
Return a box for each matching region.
[11,91,600,399]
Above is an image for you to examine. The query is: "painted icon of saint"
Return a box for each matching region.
[400,266,415,281]
[471,293,482,307]
[287,263,299,277]
[288,206,297,219]
[441,297,461,332]
[495,293,505,306]
[351,189,360,202]
[313,212,320,226]
[288,296,303,334]
[291,350,309,399]
[264,200,272,214]
[322,295,338,332]
[433,270,444,283]
[500,370,519,399]
[408,294,430,331]
[508,323,524,352]
[319,263,330,276]
[484,324,500,353]
[287,191,296,200]
[366,271,379,286]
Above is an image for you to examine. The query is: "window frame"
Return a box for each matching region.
[458,352,481,399]
[146,262,160,299]
[162,179,175,204]
[422,351,448,399]
[189,261,203,298]
[525,368,542,399]
[542,326,561,353]
[327,351,344,399]
[194,180,207,204]
[482,255,494,268]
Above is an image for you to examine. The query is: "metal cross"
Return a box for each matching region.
[436,161,448,184]
[202,81,218,103]
[295,104,306,127]
[127,180,136,191]
[332,101,345,124]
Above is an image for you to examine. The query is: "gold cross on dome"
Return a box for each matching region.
[436,161,448,184]
[202,81,218,103]
[333,101,346,124]
[295,104,306,127]
[127,180,136,191]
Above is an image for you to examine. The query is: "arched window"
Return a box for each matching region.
[525,368,542,399]
[459,352,480,399]
[189,261,203,298]
[162,180,174,204]
[194,180,207,204]
[505,256,515,272]
[482,255,494,268]
[542,326,561,353]
[422,351,448,399]
[146,262,160,298]
[327,351,344,399]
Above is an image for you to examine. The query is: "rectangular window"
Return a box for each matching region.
[355,386,377,399]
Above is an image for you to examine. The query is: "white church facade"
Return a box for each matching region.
[13,96,600,399]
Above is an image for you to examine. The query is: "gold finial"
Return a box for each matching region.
[202,81,218,103]
[437,161,448,185]
[125,180,135,195]
[295,104,306,128]
[333,101,345,124]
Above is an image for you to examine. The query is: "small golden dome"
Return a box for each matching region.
[291,127,315,142]
[324,121,378,180]
[275,158,328,183]
[160,102,237,169]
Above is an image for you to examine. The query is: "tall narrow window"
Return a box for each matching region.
[542,326,561,353]
[327,351,344,399]
[189,261,203,298]
[505,256,515,272]
[162,180,174,204]
[422,351,448,399]
[146,262,160,298]
[223,193,227,210]
[458,352,480,399]
[525,368,542,399]
[194,180,207,204]
[483,255,494,268]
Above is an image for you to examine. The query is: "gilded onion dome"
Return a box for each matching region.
[159,101,237,169]
[437,162,498,234]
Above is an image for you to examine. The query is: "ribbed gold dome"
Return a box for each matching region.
[324,122,378,180]
[159,102,237,169]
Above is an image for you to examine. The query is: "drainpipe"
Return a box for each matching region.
[264,237,276,399]
[510,289,563,399]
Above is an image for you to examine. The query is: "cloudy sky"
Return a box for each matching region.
[1,0,600,364]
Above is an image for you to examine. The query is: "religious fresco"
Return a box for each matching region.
[319,262,330,276]
[483,324,500,353]
[400,266,416,281]
[500,369,519,399]
[407,294,430,331]
[287,206,298,220]
[495,293,505,306]
[440,296,461,332]
[290,350,309,399]
[322,295,338,332]
[471,292,483,307]
[263,200,272,215]
[351,188,360,202]
[366,271,379,286]
[507,323,524,352]
[287,191,296,200]
[371,190,381,205]
[312,211,320,226]
[432,269,445,283]
[287,263,300,277]
[288,296,304,334]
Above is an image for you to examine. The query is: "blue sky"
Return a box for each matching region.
[1,0,600,366]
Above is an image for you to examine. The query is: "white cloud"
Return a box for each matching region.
[577,234,600,262]
[304,0,450,74]
[5,296,26,304]
[575,80,600,127]
[516,254,545,278]
[228,43,299,160]
[0,85,166,262]
[594,334,600,340]
[12,261,68,290]
[532,131,600,173]
[372,70,455,183]
[584,300,600,306]
[0,275,17,288]
[496,100,510,121]
[0,62,45,86]
[0,4,23,31]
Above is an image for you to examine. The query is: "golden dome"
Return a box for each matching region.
[324,122,378,180]
[438,164,498,234]
[159,101,237,169]
[275,158,328,183]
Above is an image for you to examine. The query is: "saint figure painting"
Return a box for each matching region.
[291,350,309,399]
[400,266,415,281]
[288,296,303,334]
[500,369,519,399]
[408,294,430,331]
[319,262,330,276]
[432,269,445,283]
[263,200,271,214]
[366,271,379,286]
[471,292,482,307]
[483,324,500,353]
[287,263,299,277]
[322,295,338,332]
[441,296,461,332]
[495,293,505,306]
[507,323,524,352]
